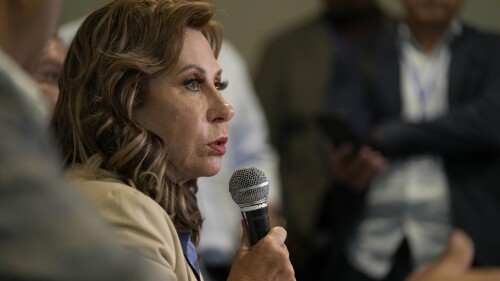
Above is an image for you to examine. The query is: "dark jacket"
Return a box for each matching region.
[256,14,500,278]
[321,22,500,277]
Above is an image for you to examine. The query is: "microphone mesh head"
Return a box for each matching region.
[229,167,269,207]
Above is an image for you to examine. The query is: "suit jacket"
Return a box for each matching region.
[322,22,500,275]
[255,15,334,240]
[69,166,200,281]
[256,15,500,278]
[0,49,157,280]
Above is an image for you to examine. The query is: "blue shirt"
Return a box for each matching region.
[178,232,201,281]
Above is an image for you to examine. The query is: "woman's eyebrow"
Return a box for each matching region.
[176,64,223,77]
[175,64,206,75]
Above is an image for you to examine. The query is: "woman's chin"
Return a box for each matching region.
[204,165,222,177]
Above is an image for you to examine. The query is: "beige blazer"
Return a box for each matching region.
[69,166,201,281]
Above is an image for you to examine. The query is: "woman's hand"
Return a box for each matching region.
[227,222,295,281]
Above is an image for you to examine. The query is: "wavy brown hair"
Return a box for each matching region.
[51,0,222,244]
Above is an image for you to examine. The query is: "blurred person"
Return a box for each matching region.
[256,0,500,280]
[255,0,391,278]
[0,0,162,280]
[30,36,65,116]
[50,0,295,280]
[197,40,283,281]
[319,0,500,280]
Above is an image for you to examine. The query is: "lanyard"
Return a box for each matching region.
[403,44,447,122]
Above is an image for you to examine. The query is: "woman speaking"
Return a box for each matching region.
[50,0,295,280]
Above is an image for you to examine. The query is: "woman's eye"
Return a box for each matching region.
[215,80,229,91]
[184,79,202,92]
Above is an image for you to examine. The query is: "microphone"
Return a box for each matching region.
[229,167,270,246]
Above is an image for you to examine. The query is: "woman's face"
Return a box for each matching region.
[135,29,234,184]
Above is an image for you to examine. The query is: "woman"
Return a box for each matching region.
[51,0,295,280]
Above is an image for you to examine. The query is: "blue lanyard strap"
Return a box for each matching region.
[403,44,446,122]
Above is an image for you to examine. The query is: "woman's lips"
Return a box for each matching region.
[208,137,228,155]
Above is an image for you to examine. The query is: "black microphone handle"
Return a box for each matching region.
[242,207,270,246]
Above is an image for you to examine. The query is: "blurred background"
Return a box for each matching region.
[61,0,500,74]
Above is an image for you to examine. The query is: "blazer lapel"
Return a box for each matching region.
[373,27,401,120]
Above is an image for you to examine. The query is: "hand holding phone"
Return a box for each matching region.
[316,112,363,152]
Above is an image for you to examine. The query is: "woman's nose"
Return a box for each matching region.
[207,93,234,123]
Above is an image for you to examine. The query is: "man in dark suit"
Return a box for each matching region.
[256,0,500,280]
[323,0,500,280]
[0,1,159,280]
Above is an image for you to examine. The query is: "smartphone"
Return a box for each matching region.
[316,112,363,152]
